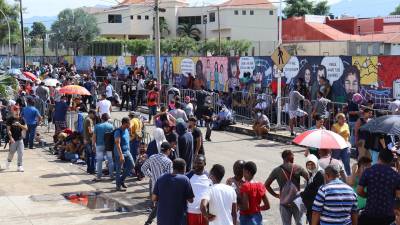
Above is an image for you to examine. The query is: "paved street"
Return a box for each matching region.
[0,110,308,225]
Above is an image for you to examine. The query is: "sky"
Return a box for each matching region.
[5,0,399,19]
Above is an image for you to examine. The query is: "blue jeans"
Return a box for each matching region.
[24,124,37,148]
[114,150,134,188]
[65,152,79,162]
[148,105,157,122]
[95,146,114,179]
[240,212,263,225]
[130,95,136,111]
[85,143,96,174]
[332,147,351,175]
[348,121,356,147]
[130,139,140,162]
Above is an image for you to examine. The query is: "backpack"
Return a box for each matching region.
[280,165,298,206]
[104,128,120,152]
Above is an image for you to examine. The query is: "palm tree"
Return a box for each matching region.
[153,17,170,39]
[177,23,201,41]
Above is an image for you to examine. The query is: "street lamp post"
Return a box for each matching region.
[0,8,11,69]
[16,0,26,69]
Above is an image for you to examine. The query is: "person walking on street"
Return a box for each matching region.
[239,161,270,225]
[288,86,309,136]
[120,81,131,111]
[97,94,112,117]
[22,98,42,149]
[142,142,173,225]
[265,150,309,225]
[203,100,214,142]
[188,117,204,156]
[201,164,238,225]
[83,110,96,174]
[2,105,27,172]
[53,95,69,137]
[152,158,194,225]
[129,79,138,111]
[357,149,400,225]
[147,87,160,124]
[187,155,212,225]
[311,165,358,225]
[114,117,134,192]
[93,113,114,181]
[129,111,143,161]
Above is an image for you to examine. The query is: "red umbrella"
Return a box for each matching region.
[59,85,91,96]
[292,129,348,149]
[23,72,38,81]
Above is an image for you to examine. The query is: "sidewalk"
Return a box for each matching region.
[0,124,150,225]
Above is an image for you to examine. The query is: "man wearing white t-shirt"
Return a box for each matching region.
[97,94,112,117]
[187,155,212,225]
[201,164,237,225]
[105,82,113,99]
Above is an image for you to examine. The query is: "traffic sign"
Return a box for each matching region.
[271,46,291,70]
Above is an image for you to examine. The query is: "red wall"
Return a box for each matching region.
[326,18,357,34]
[283,18,333,41]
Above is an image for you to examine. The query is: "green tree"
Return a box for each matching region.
[51,8,99,55]
[126,39,153,55]
[0,0,21,45]
[284,0,329,18]
[230,40,252,56]
[29,22,46,49]
[391,4,400,15]
[177,23,201,41]
[174,37,197,55]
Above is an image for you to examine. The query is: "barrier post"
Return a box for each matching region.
[277,69,282,126]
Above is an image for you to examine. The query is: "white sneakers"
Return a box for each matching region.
[17,166,24,172]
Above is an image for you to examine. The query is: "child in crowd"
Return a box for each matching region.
[135,142,148,180]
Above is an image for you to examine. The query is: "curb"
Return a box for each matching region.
[225,125,293,144]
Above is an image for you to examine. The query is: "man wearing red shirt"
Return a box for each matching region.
[239,161,270,225]
[147,87,159,124]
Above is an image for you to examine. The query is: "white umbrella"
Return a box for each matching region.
[43,78,59,87]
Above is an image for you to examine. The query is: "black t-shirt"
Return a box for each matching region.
[348,101,359,122]
[192,127,204,155]
[6,117,26,141]
[203,107,214,122]
[121,83,130,95]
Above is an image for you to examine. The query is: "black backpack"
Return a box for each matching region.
[104,128,120,152]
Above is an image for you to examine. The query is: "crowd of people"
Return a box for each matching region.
[1,62,400,225]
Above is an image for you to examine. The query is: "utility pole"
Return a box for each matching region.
[217,6,221,56]
[154,0,161,88]
[17,0,26,69]
[42,35,46,65]
[203,15,207,56]
[277,0,283,126]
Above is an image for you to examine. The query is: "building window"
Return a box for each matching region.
[178,16,202,25]
[108,14,122,23]
[209,12,215,22]
[137,15,141,20]
[269,10,274,15]
[145,15,149,20]
[242,10,246,15]
[130,15,133,20]
[234,10,238,15]
[250,10,254,15]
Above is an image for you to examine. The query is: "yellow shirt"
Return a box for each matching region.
[332,123,350,142]
[130,118,143,141]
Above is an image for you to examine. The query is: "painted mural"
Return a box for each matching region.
[2,54,400,105]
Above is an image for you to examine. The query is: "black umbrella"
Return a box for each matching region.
[360,115,400,136]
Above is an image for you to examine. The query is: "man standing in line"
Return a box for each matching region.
[97,94,112,117]
[93,113,114,181]
[142,142,173,225]
[357,149,400,225]
[105,80,114,102]
[129,78,138,111]
[2,105,27,172]
[288,86,308,136]
[186,155,212,225]
[129,111,143,162]
[147,87,160,124]
[176,122,194,172]
[22,98,42,149]
[53,96,69,137]
[35,82,50,117]
[152,158,194,225]
[203,100,214,142]
[312,165,358,225]
[188,117,204,156]
[201,164,237,225]
[120,80,131,111]
[265,150,309,225]
[114,117,134,192]
[83,110,96,174]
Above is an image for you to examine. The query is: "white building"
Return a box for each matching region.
[85,0,278,56]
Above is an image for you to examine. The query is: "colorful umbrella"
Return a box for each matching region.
[23,71,38,81]
[292,129,348,149]
[43,78,60,87]
[59,85,90,95]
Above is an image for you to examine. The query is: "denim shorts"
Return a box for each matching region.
[239,212,263,225]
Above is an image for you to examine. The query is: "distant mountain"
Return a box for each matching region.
[24,16,57,30]
[330,0,398,18]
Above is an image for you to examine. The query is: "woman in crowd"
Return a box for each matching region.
[331,113,351,175]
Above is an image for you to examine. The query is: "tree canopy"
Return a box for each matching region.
[0,0,21,44]
[51,8,99,55]
[29,22,46,38]
[177,23,201,41]
[283,0,330,18]
[391,4,400,15]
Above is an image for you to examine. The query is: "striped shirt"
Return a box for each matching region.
[141,153,173,191]
[312,179,357,225]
